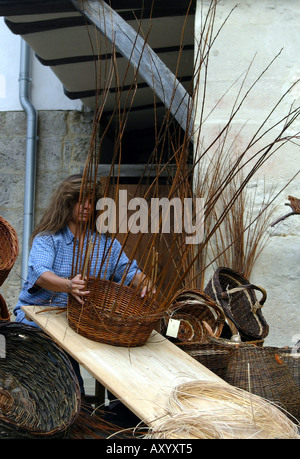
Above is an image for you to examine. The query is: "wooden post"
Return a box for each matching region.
[71,0,194,139]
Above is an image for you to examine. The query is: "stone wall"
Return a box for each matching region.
[0,110,94,315]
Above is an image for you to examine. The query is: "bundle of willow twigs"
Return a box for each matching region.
[68,0,300,347]
[145,380,300,439]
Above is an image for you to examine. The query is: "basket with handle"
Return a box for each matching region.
[0,216,19,287]
[204,267,269,341]
[67,277,162,347]
[161,289,225,345]
[0,322,81,439]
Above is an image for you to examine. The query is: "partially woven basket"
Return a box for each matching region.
[67,278,161,347]
[204,267,269,341]
[0,294,10,322]
[0,323,81,438]
[161,289,225,345]
[224,346,300,422]
[0,216,19,287]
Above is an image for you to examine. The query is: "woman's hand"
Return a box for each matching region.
[68,274,90,304]
[132,272,156,298]
[36,271,90,305]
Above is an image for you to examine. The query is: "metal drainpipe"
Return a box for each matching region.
[19,39,37,286]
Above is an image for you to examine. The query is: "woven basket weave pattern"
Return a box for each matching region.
[0,216,19,287]
[67,278,161,347]
[0,323,81,438]
[224,346,300,422]
[0,294,10,322]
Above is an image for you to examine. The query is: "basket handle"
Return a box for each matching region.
[220,283,267,308]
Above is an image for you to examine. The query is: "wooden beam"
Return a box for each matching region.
[71,0,194,139]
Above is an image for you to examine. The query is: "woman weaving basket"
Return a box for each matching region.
[13,174,153,394]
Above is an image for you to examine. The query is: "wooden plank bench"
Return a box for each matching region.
[22,305,224,426]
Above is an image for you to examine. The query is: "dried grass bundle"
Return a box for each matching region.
[145,381,300,439]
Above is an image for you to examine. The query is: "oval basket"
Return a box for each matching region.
[0,216,19,287]
[67,278,162,347]
[204,267,269,341]
[0,323,81,439]
[161,289,225,345]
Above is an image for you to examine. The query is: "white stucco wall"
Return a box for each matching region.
[195,0,300,347]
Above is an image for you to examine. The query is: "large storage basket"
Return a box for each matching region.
[0,323,81,438]
[0,216,19,287]
[161,289,225,345]
[180,335,264,380]
[224,346,300,422]
[278,347,300,390]
[67,277,162,347]
[204,267,269,341]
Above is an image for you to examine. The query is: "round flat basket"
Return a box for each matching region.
[0,323,81,439]
[67,278,161,347]
[0,216,19,287]
[161,289,225,344]
[204,267,269,341]
[0,294,10,322]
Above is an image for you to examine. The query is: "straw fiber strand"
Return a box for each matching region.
[145,381,300,439]
[0,323,81,438]
[67,278,161,346]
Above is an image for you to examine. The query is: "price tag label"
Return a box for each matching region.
[166,318,181,338]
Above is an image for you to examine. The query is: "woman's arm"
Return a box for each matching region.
[36,271,89,304]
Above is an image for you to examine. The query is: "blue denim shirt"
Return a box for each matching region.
[14,226,140,326]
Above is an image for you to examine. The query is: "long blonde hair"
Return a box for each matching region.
[31,174,102,241]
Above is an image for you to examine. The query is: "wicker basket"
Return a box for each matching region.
[0,216,19,287]
[279,347,300,390]
[204,267,269,341]
[0,294,10,322]
[161,289,225,345]
[180,335,264,380]
[224,346,300,422]
[67,278,162,347]
[0,323,81,438]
